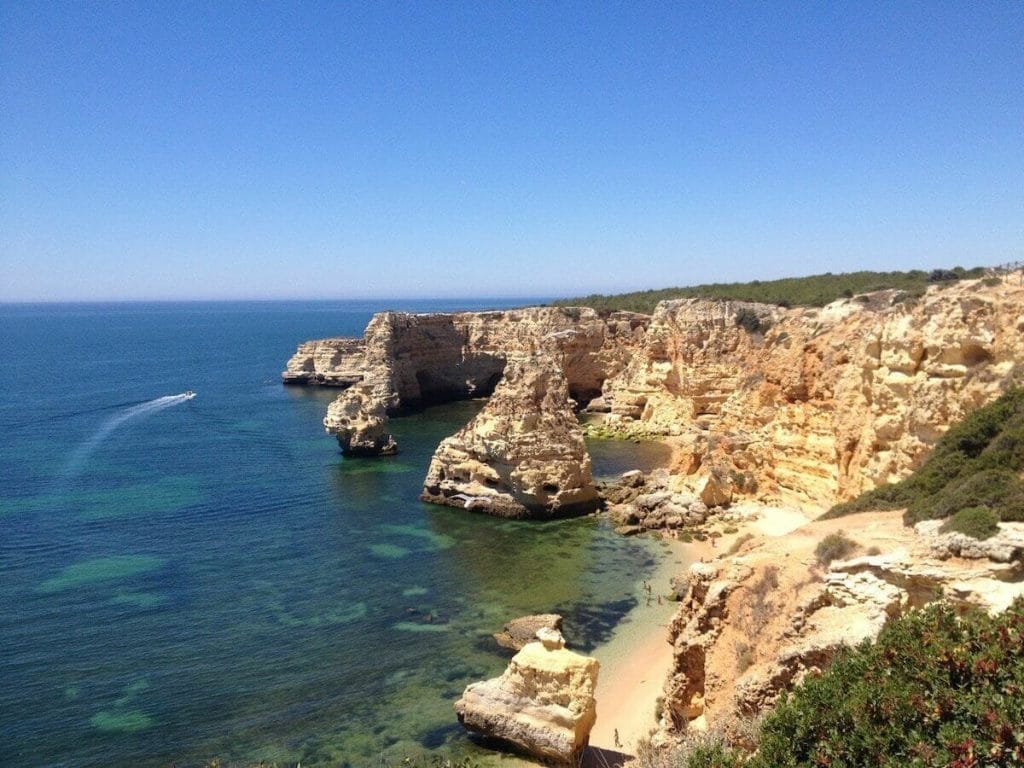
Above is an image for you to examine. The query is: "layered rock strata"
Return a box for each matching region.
[282,338,366,386]
[420,355,600,518]
[455,629,599,764]
[595,277,1024,505]
[287,277,1024,507]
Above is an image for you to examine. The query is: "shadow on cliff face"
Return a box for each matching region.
[556,597,638,653]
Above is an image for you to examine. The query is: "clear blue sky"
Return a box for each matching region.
[2,2,1022,301]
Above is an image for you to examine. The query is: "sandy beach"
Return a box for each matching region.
[587,536,695,757]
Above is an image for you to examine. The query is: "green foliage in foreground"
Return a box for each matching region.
[669,600,1024,768]
[825,388,1024,525]
[757,600,1024,767]
[554,267,985,314]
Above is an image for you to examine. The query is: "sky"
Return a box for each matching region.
[2,2,1022,301]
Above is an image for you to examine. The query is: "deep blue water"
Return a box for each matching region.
[0,301,669,768]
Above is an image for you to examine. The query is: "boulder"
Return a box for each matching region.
[455,635,600,763]
[421,354,600,518]
[493,614,564,652]
[699,474,733,507]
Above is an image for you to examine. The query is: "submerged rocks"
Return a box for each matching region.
[455,631,599,763]
[420,355,600,518]
[323,384,397,456]
[494,614,564,652]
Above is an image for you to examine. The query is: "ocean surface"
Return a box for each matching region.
[0,300,670,768]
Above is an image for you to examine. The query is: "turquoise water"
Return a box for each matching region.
[0,301,669,767]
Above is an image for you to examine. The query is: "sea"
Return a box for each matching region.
[0,300,671,768]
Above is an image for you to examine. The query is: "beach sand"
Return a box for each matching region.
[586,536,695,760]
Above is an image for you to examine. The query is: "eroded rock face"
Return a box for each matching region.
[284,306,649,405]
[282,338,366,386]
[596,277,1024,506]
[420,355,600,518]
[659,510,1024,742]
[455,632,599,764]
[323,384,397,456]
[286,306,649,457]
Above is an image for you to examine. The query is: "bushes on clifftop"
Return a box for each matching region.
[553,267,985,314]
[653,600,1024,768]
[824,388,1024,526]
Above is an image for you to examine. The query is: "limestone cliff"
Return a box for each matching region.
[282,338,366,386]
[420,355,600,518]
[284,306,648,451]
[595,276,1024,506]
[283,306,648,406]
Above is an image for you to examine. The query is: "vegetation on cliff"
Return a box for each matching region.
[825,387,1024,527]
[554,267,985,314]
[652,599,1024,768]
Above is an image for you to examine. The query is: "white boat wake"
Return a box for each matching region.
[64,393,194,477]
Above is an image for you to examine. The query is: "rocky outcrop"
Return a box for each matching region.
[659,508,1024,740]
[284,307,649,405]
[322,383,397,456]
[455,629,599,764]
[420,355,600,518]
[917,519,1024,564]
[282,338,366,386]
[494,614,564,652]
[594,277,1024,506]
[286,306,648,452]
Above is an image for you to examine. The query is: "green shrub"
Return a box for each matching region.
[940,506,1000,539]
[735,308,767,334]
[654,601,1024,768]
[814,531,857,566]
[910,469,1023,522]
[824,388,1024,525]
[752,600,1024,768]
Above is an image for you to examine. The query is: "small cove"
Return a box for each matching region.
[0,301,674,767]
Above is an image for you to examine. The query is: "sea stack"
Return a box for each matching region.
[455,629,599,764]
[323,383,398,456]
[420,354,600,518]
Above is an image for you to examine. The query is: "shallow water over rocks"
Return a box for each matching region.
[0,301,669,766]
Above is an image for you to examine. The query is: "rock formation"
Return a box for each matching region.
[420,355,600,518]
[494,614,564,652]
[288,276,1024,507]
[322,383,397,456]
[455,629,599,764]
[593,277,1024,506]
[282,338,366,386]
[659,508,1024,739]
[284,306,649,406]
